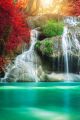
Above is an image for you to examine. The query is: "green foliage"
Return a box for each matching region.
[35,41,41,49]
[35,39,53,55]
[42,20,64,37]
[43,40,53,55]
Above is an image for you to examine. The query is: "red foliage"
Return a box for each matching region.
[0,0,30,69]
[0,56,5,68]
[16,0,29,9]
[0,0,30,52]
[62,0,80,16]
[74,0,80,16]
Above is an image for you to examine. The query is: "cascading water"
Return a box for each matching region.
[0,17,80,82]
[1,29,40,82]
[62,17,80,81]
[62,26,69,80]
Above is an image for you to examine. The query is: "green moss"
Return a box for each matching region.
[35,41,41,49]
[42,20,64,37]
[43,40,53,55]
[35,39,53,55]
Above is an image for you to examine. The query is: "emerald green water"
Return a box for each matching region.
[0,82,80,120]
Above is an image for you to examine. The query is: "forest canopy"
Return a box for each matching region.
[15,0,80,16]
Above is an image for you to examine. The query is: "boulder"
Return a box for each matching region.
[27,14,63,29]
[35,35,80,74]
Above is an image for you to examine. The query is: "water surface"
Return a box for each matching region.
[0,82,80,120]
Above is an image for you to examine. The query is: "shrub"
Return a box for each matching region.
[42,20,64,37]
[35,41,41,49]
[43,40,53,55]
[35,39,53,55]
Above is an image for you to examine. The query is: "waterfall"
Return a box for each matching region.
[62,17,80,81]
[62,26,69,80]
[1,29,40,82]
[0,17,80,82]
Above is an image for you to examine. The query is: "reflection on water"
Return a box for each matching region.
[0,82,80,120]
[0,107,69,120]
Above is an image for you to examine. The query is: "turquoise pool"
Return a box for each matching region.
[0,82,80,120]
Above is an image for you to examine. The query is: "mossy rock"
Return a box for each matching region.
[35,39,53,56]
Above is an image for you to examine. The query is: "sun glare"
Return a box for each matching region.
[41,0,53,8]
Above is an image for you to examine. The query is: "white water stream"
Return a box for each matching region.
[1,30,39,82]
[62,17,80,81]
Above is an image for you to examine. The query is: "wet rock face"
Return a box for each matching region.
[35,29,80,74]
[0,68,5,78]
[37,66,80,82]
[36,51,80,74]
[38,32,47,41]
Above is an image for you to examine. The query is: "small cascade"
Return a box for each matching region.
[62,17,80,81]
[1,29,40,82]
[64,16,80,26]
[62,26,69,80]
